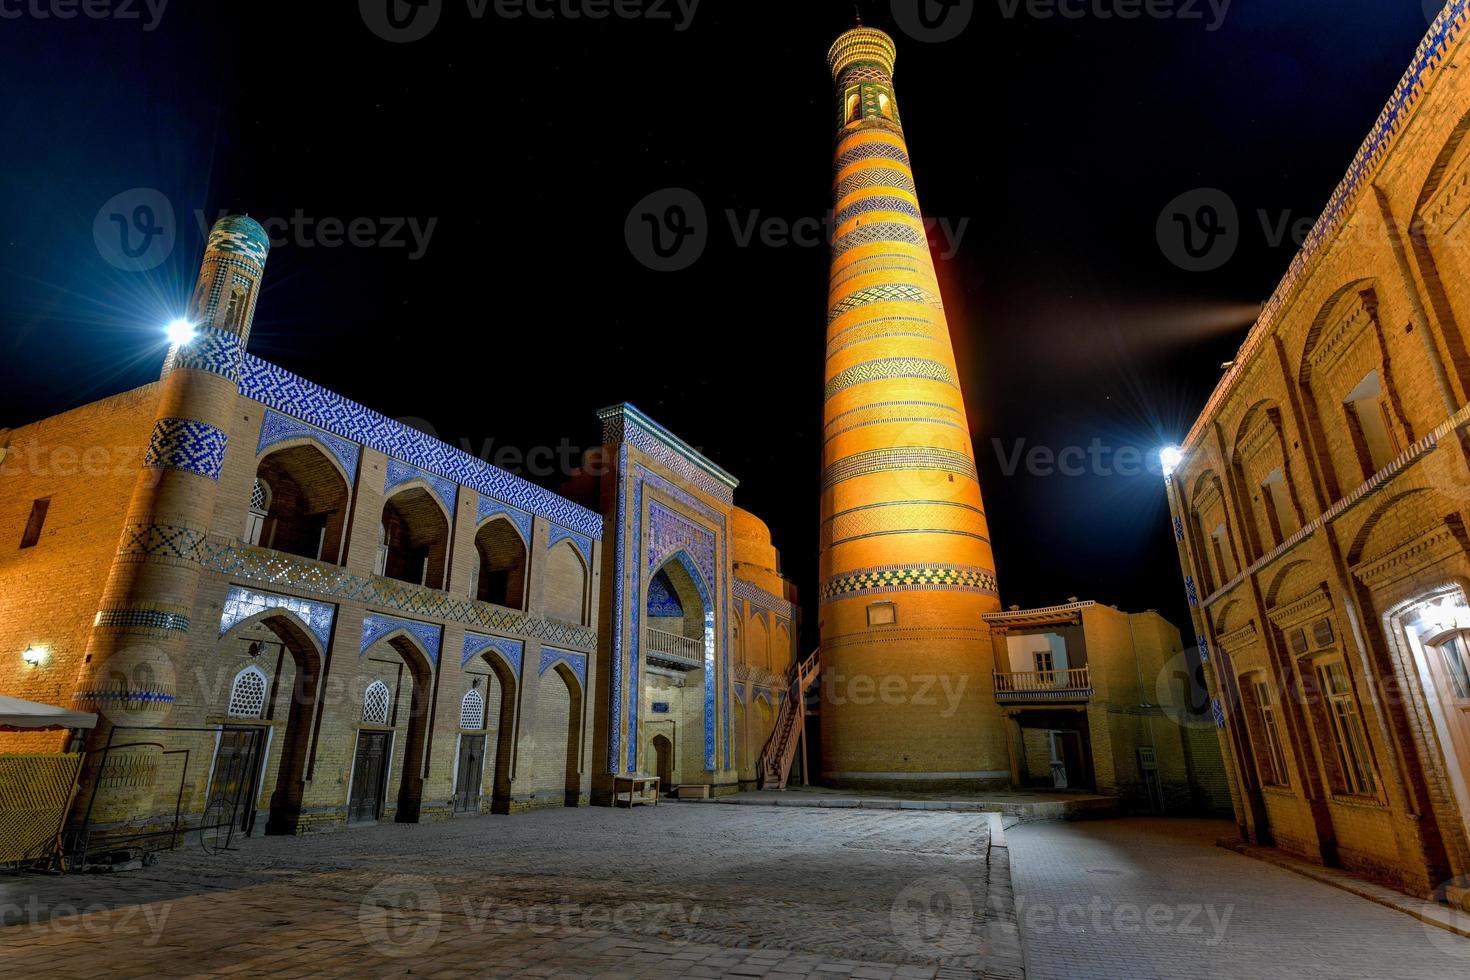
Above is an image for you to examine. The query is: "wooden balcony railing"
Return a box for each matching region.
[993,666,1093,701]
[645,628,704,669]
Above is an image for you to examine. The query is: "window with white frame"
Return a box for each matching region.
[245,478,271,546]
[227,665,269,719]
[1433,631,1470,700]
[1315,660,1377,796]
[363,680,392,725]
[460,688,485,730]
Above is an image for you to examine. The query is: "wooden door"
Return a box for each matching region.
[349,731,390,824]
[1427,633,1470,802]
[208,728,262,833]
[455,735,485,813]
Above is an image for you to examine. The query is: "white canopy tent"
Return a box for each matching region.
[0,695,97,732]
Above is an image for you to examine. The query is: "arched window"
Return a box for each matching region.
[245,478,271,546]
[228,665,269,719]
[460,687,485,730]
[363,680,392,725]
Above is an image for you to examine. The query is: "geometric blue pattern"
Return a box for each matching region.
[384,457,458,515]
[1186,575,1199,607]
[361,612,443,666]
[647,569,684,617]
[144,418,229,480]
[174,326,244,381]
[238,355,603,538]
[548,525,594,565]
[477,496,534,543]
[539,646,587,688]
[1211,696,1227,729]
[257,409,362,484]
[462,631,524,678]
[1174,515,1186,543]
[219,585,337,652]
[208,215,271,265]
[1197,633,1211,664]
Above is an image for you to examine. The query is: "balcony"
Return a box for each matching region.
[645,627,705,671]
[993,666,1093,703]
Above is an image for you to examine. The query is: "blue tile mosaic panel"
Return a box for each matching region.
[257,409,362,484]
[462,632,524,677]
[477,497,534,543]
[539,647,588,688]
[144,418,229,480]
[219,585,337,651]
[361,612,443,666]
[548,525,594,565]
[384,457,458,515]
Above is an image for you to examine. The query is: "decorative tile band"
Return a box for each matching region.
[1186,575,1200,607]
[835,167,917,201]
[1211,697,1227,729]
[825,357,955,400]
[832,222,929,258]
[257,409,361,484]
[732,578,799,624]
[1174,515,1186,542]
[828,284,940,326]
[219,585,337,652]
[835,196,922,226]
[823,500,988,549]
[237,355,602,538]
[539,647,588,688]
[462,632,524,677]
[834,141,911,174]
[94,605,192,634]
[115,523,597,651]
[174,326,243,380]
[74,689,176,705]
[361,612,443,666]
[822,446,978,491]
[820,563,999,602]
[144,418,228,480]
[1197,634,1211,664]
[384,458,458,514]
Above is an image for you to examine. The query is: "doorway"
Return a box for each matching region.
[207,727,264,835]
[652,734,674,793]
[455,735,486,814]
[349,731,391,824]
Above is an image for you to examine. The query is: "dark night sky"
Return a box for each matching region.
[0,1,1444,644]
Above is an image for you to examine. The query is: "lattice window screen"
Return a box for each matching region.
[228,666,268,719]
[363,680,392,725]
[460,688,485,730]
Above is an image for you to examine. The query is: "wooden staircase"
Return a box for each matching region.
[757,650,821,790]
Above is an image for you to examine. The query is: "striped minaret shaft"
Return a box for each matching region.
[819,27,1008,788]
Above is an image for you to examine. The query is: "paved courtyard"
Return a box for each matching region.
[1007,818,1470,979]
[0,804,1016,979]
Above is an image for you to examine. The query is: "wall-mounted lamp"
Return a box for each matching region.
[22,646,45,668]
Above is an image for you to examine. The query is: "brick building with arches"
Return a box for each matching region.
[1167,2,1470,908]
[0,214,800,838]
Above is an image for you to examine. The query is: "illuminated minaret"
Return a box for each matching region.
[820,27,1007,787]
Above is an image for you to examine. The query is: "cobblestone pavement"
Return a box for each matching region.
[1006,817,1470,979]
[0,804,1019,979]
